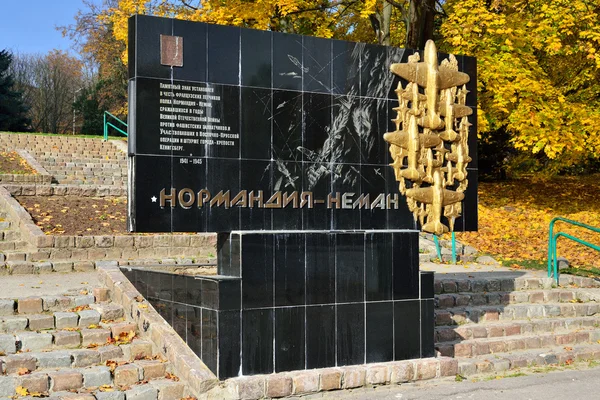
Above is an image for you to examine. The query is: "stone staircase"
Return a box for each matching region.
[434,274,600,376]
[0,133,127,187]
[0,202,216,274]
[0,287,186,399]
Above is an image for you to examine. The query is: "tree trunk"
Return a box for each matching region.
[406,0,435,50]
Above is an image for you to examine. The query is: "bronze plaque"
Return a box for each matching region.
[160,35,183,67]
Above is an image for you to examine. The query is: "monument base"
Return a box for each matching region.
[123,230,434,379]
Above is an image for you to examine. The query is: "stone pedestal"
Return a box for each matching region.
[123,230,434,379]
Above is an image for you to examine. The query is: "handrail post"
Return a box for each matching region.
[452,231,457,264]
[433,235,442,262]
[103,112,107,141]
[547,217,600,285]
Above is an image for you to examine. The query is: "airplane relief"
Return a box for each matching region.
[384,40,473,235]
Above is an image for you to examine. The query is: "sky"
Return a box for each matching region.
[0,0,93,56]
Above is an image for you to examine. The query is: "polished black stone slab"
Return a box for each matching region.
[121,230,435,380]
[127,15,479,233]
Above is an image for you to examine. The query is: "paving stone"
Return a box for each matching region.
[5,354,37,374]
[81,328,110,347]
[390,362,414,383]
[266,375,292,398]
[458,361,477,376]
[18,297,43,314]
[34,350,72,368]
[74,261,95,272]
[28,314,54,331]
[53,330,81,348]
[125,385,158,400]
[148,379,185,400]
[18,372,49,394]
[416,360,438,380]
[93,288,110,302]
[0,300,15,316]
[74,295,95,307]
[89,304,124,321]
[8,261,34,274]
[78,310,101,327]
[94,391,125,400]
[366,365,388,385]
[52,261,73,272]
[18,332,53,352]
[42,296,73,312]
[71,349,101,368]
[0,376,16,397]
[136,360,167,380]
[114,364,139,388]
[49,371,83,392]
[236,377,265,400]
[82,366,112,388]
[110,322,137,338]
[127,340,153,360]
[291,372,320,394]
[319,370,342,391]
[97,345,124,363]
[54,312,79,329]
[0,334,16,354]
[341,367,365,389]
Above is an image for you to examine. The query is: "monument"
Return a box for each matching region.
[124,14,477,379]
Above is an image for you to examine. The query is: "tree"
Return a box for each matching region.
[73,81,105,135]
[440,0,600,171]
[0,49,30,131]
[12,51,84,134]
[61,0,128,118]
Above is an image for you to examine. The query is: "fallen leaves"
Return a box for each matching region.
[165,373,180,381]
[106,330,136,345]
[70,305,91,312]
[16,367,31,375]
[455,175,600,269]
[106,360,129,372]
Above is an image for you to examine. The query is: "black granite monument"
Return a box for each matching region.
[125,14,477,379]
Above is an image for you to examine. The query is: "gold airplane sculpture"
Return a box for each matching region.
[384,40,473,235]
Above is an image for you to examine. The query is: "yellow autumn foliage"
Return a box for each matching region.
[440,0,600,165]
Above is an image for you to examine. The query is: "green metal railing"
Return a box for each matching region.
[547,217,600,283]
[433,231,457,264]
[103,111,128,141]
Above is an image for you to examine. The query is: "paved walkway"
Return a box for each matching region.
[304,365,600,399]
[1,271,99,297]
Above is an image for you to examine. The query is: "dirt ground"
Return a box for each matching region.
[17,196,129,235]
[0,151,36,174]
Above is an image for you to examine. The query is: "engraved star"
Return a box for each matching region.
[151,196,157,203]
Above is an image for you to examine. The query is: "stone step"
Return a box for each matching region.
[434,275,600,294]
[0,343,181,398]
[435,302,600,326]
[0,258,215,276]
[438,326,600,358]
[0,230,22,242]
[435,289,592,310]
[0,320,136,354]
[0,376,184,400]
[456,343,600,377]
[436,315,600,344]
[0,289,109,316]
[0,306,122,335]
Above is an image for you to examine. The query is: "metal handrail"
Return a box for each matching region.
[103,111,128,140]
[547,217,600,283]
[433,231,457,264]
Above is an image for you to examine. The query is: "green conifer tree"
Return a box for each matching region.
[0,49,30,131]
